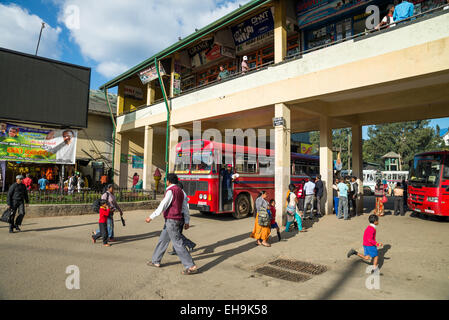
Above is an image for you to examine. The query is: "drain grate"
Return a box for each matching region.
[268,259,328,275]
[255,266,312,283]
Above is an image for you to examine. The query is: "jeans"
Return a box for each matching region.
[334,197,339,215]
[152,219,195,269]
[337,196,348,219]
[285,213,303,232]
[394,196,404,215]
[304,195,314,217]
[93,222,108,244]
[95,215,114,239]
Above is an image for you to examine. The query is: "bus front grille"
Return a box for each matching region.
[180,180,209,196]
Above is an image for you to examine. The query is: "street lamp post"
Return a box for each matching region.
[35,22,45,56]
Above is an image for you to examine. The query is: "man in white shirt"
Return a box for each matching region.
[146,174,198,275]
[303,177,316,219]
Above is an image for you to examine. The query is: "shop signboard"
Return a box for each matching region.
[191,44,224,69]
[124,85,144,100]
[173,73,181,95]
[138,64,166,85]
[132,155,144,169]
[301,143,314,154]
[297,0,372,28]
[231,9,274,53]
[0,123,77,165]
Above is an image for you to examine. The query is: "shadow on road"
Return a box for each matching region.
[156,229,299,272]
[113,231,161,245]
[20,222,98,233]
[378,244,391,269]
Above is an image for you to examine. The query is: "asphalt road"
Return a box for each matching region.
[0,196,448,300]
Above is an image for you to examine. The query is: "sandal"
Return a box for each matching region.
[147,261,161,268]
[182,267,198,275]
[261,242,271,247]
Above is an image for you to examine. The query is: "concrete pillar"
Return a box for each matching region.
[352,124,363,214]
[274,103,291,227]
[113,131,129,188]
[143,125,154,190]
[274,0,287,64]
[169,126,179,172]
[320,115,333,215]
[147,81,156,105]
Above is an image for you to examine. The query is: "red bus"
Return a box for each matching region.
[174,139,319,218]
[407,151,449,217]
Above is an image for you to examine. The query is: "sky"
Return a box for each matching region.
[0,0,248,91]
[1,0,448,139]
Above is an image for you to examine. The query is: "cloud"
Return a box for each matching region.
[55,0,248,81]
[0,3,62,59]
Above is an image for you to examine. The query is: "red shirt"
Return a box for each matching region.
[363,225,379,247]
[133,175,139,186]
[269,205,276,225]
[99,207,110,223]
[23,177,32,190]
[296,184,305,199]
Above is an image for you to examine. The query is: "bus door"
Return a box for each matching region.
[442,156,449,212]
[219,160,234,212]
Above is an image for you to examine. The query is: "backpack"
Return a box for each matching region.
[258,206,271,227]
[71,176,77,187]
[92,192,109,213]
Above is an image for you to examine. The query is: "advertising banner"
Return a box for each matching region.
[0,123,77,164]
[124,85,144,100]
[297,0,372,28]
[231,9,274,46]
[191,44,224,68]
[132,155,144,169]
[138,64,166,85]
[300,143,313,154]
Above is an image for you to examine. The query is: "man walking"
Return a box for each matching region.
[303,177,316,219]
[93,184,124,242]
[168,182,196,255]
[314,175,324,217]
[349,176,359,216]
[337,178,349,220]
[7,175,29,233]
[146,174,198,275]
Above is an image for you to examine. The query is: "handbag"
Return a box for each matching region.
[381,195,387,203]
[1,209,12,224]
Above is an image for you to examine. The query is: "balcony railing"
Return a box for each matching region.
[119,4,449,116]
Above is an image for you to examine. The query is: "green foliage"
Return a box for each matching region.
[363,121,445,170]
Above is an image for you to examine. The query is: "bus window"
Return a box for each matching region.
[174,152,190,174]
[259,157,274,175]
[191,151,213,173]
[444,157,449,180]
[236,154,257,174]
[309,165,319,175]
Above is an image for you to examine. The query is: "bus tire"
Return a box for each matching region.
[200,211,210,215]
[233,194,251,219]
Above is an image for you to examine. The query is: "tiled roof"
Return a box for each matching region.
[382,151,401,158]
[88,90,117,116]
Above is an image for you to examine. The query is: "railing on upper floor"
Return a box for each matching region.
[119,4,449,117]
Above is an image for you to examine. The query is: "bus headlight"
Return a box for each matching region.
[427,197,438,203]
[203,194,207,200]
[199,194,203,200]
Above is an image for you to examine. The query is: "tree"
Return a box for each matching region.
[363,120,444,170]
[310,128,352,169]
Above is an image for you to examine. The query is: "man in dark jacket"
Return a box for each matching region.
[349,176,359,216]
[314,175,324,217]
[7,175,29,233]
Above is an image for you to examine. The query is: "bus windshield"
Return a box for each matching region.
[174,152,190,174]
[409,155,442,187]
[191,151,213,174]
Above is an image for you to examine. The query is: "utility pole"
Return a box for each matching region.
[35,22,45,56]
[348,133,351,172]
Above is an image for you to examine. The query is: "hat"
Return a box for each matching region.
[16,175,24,180]
[243,55,248,61]
[227,164,232,168]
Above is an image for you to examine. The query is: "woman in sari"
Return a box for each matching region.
[374,179,385,216]
[250,191,271,247]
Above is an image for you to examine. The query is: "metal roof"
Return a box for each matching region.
[88,90,117,116]
[99,0,272,90]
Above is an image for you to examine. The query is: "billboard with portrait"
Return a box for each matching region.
[0,122,77,164]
